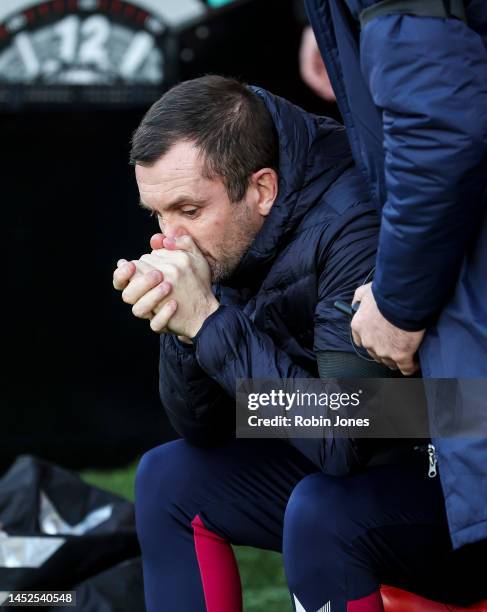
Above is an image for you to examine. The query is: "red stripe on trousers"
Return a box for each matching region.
[348,590,384,612]
[191,515,243,612]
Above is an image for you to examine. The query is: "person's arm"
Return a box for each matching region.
[314,201,392,474]
[158,305,314,449]
[195,200,380,395]
[193,306,313,395]
[159,334,235,446]
[360,12,487,330]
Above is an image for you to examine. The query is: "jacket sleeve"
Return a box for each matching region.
[360,13,487,330]
[159,308,313,447]
[314,203,379,353]
[194,305,313,397]
[159,334,235,446]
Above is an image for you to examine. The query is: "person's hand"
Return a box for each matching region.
[112,256,176,332]
[138,234,219,338]
[299,26,336,102]
[350,283,425,376]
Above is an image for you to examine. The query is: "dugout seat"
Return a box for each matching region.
[381,585,487,611]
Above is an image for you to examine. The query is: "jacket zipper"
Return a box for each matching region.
[427,443,438,478]
[414,443,438,478]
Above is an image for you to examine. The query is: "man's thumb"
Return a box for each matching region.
[150,233,165,250]
[164,234,198,254]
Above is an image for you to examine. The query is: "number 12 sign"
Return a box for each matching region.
[0,0,166,87]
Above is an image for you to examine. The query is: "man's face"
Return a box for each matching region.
[136,140,266,282]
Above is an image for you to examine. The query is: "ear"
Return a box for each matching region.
[249,168,278,217]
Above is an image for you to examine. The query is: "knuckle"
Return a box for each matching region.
[157,288,169,302]
[166,264,178,279]
[394,350,408,363]
[179,252,190,267]
[359,334,369,347]
[121,290,133,304]
[132,303,143,318]
[113,270,124,285]
[150,319,161,333]
[145,273,160,288]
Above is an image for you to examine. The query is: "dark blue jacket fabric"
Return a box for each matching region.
[158,89,379,474]
[305,0,487,548]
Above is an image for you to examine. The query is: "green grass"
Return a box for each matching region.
[82,463,139,502]
[81,463,292,612]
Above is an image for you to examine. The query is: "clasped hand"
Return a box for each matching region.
[113,233,219,339]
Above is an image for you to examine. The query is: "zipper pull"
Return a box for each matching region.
[427,443,438,478]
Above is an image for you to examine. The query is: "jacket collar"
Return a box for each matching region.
[223,86,353,289]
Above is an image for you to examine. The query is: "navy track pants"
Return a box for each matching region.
[135,438,487,612]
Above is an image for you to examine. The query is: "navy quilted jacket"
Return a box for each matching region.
[158,88,379,467]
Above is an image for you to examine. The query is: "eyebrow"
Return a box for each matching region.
[138,196,208,211]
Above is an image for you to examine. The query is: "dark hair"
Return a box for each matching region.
[130,75,278,202]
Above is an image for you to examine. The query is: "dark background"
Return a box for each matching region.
[2,0,339,470]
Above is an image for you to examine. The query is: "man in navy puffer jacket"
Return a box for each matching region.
[115,75,382,467]
[112,77,487,612]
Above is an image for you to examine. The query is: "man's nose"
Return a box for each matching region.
[160,218,189,240]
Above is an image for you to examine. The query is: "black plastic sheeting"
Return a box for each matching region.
[0,456,142,610]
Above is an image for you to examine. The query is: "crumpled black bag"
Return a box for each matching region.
[0,455,144,610]
[56,558,145,612]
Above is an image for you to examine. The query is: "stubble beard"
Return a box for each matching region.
[209,246,249,283]
[209,203,262,283]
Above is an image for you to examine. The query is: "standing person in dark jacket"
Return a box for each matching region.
[281,1,487,611]
[303,0,487,539]
[113,76,487,612]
